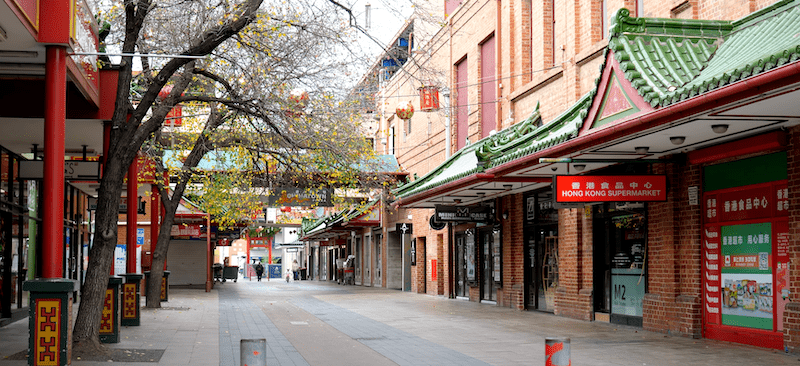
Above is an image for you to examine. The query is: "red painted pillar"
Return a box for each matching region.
[43,46,67,279]
[126,157,138,273]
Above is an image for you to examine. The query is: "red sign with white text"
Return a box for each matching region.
[554,175,667,202]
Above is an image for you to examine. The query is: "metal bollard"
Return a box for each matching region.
[545,337,570,366]
[240,338,267,366]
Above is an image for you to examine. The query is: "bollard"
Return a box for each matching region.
[545,337,570,366]
[240,338,266,366]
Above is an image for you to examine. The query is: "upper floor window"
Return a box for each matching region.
[445,0,462,18]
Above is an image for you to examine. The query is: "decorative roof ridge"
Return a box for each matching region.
[343,199,379,221]
[608,8,732,39]
[393,138,483,196]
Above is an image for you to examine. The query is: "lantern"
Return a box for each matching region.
[158,85,183,126]
[288,89,309,109]
[396,100,414,120]
[284,89,309,119]
[418,86,440,111]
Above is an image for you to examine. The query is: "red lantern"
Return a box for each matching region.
[284,89,309,119]
[158,85,183,126]
[288,89,309,109]
[418,86,440,111]
[280,206,292,213]
[396,100,414,120]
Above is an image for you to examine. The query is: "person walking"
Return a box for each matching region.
[255,262,264,282]
[292,260,300,281]
[285,268,291,283]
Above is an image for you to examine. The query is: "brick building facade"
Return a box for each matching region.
[362,0,800,352]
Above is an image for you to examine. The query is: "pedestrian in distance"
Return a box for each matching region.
[255,262,264,282]
[286,268,291,283]
[292,259,300,281]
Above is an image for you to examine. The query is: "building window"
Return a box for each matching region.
[445,0,463,17]
[480,35,496,138]
[388,125,395,155]
[405,117,412,138]
[455,57,469,150]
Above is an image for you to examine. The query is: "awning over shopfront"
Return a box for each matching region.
[300,199,382,240]
[394,3,800,207]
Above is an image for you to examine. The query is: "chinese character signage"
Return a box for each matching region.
[554,175,667,202]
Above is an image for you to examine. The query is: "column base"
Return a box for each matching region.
[121,274,143,326]
[23,279,77,366]
[100,276,123,343]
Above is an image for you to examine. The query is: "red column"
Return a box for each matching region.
[126,157,138,273]
[43,46,67,279]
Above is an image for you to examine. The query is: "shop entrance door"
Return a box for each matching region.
[593,203,646,326]
[480,229,496,302]
[526,225,558,311]
[454,234,467,298]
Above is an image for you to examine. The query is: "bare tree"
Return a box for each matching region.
[73,0,378,354]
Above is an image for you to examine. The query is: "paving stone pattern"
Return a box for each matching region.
[218,287,309,366]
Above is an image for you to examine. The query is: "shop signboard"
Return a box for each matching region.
[554,175,666,202]
[720,222,773,330]
[435,204,492,223]
[267,186,333,207]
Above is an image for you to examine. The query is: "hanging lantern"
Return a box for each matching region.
[288,89,309,109]
[284,89,309,119]
[280,206,292,213]
[418,86,440,111]
[396,100,414,120]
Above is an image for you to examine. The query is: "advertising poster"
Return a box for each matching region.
[721,222,773,330]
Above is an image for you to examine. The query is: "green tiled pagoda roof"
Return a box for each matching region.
[610,0,800,107]
[395,97,592,198]
[394,0,800,201]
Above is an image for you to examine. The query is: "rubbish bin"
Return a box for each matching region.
[300,268,307,280]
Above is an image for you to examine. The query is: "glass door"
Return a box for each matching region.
[481,229,496,302]
[454,234,467,298]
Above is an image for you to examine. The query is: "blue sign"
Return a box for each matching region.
[268,264,282,279]
[137,228,145,245]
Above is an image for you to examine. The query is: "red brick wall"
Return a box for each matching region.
[784,126,800,351]
[554,207,593,320]
[500,194,525,309]
[643,160,702,338]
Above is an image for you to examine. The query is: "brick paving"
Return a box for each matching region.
[1,278,799,365]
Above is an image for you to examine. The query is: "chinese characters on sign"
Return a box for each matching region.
[554,175,667,202]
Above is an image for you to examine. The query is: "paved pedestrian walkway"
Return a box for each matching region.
[1,278,798,365]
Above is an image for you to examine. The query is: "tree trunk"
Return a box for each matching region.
[72,151,130,351]
[145,198,178,307]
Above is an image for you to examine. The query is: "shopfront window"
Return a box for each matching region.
[0,149,30,319]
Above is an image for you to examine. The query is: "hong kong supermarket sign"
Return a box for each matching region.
[554,175,667,202]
